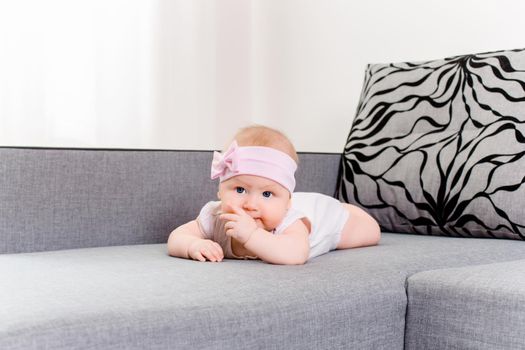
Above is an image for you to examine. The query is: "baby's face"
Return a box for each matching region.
[218,175,291,231]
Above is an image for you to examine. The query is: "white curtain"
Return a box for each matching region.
[0,0,219,149]
[2,0,523,152]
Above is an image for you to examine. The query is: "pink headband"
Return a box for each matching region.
[211,141,297,193]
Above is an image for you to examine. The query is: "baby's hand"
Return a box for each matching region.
[220,206,259,244]
[188,239,224,262]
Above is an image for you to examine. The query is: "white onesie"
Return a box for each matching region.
[197,192,350,260]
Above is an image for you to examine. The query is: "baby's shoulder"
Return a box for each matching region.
[197,201,221,235]
[292,192,338,207]
[200,200,221,215]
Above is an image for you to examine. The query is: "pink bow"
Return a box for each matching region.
[211,141,239,179]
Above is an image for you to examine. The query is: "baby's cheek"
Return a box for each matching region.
[220,201,235,214]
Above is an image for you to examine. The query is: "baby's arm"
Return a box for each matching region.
[167,220,224,262]
[220,207,309,265]
[244,221,310,265]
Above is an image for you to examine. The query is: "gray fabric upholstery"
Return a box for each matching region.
[405,260,525,350]
[4,146,525,349]
[0,148,340,254]
[3,233,525,349]
[337,48,525,240]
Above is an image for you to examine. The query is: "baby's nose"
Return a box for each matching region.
[243,197,258,211]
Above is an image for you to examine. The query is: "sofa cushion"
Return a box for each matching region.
[0,148,340,254]
[337,48,525,240]
[2,233,525,349]
[405,260,525,350]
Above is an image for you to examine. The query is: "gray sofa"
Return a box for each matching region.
[2,147,525,349]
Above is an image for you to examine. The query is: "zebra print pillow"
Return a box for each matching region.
[337,48,525,239]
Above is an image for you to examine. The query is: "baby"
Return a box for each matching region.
[167,125,380,265]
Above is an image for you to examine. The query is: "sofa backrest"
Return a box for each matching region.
[0,147,341,254]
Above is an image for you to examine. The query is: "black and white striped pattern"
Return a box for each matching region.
[337,48,525,239]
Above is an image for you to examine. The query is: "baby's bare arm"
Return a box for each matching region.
[243,220,310,265]
[220,207,310,265]
[167,220,203,258]
[167,220,223,262]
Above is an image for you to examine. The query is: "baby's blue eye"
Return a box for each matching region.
[236,187,245,194]
[262,191,272,198]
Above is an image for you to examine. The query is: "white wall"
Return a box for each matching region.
[1,0,524,152]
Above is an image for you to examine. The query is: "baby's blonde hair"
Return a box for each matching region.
[230,125,299,164]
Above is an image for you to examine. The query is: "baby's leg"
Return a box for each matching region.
[336,204,381,249]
